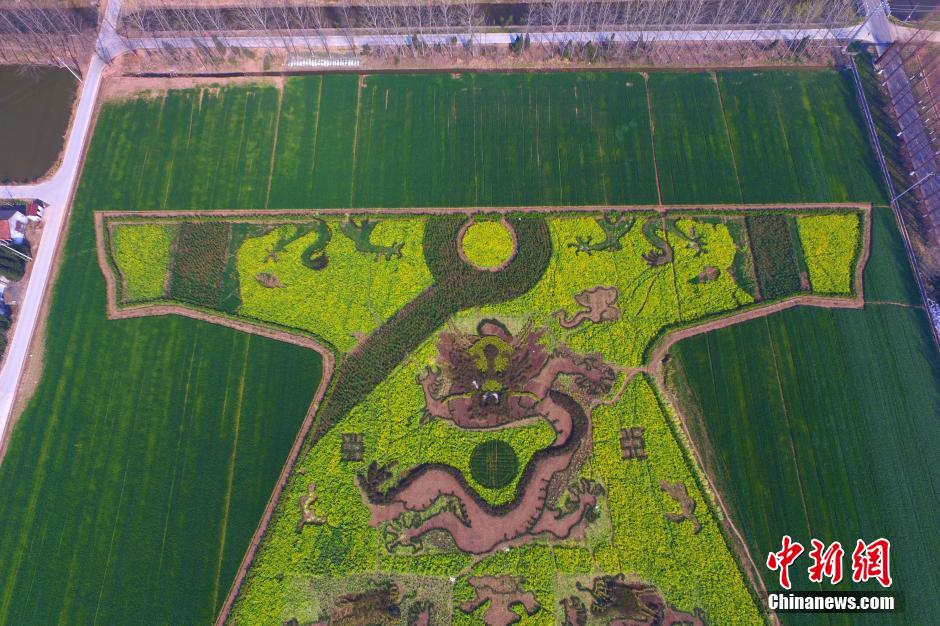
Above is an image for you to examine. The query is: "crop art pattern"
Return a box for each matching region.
[97,207,866,625]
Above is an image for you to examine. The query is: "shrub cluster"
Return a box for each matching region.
[745,215,802,299]
[167,222,232,308]
[0,243,29,282]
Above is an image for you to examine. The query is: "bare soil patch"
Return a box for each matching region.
[101,65,285,102]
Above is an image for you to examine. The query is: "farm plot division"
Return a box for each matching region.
[671,208,940,625]
[0,69,895,626]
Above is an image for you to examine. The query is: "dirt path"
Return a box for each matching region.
[643,73,665,208]
[95,202,870,220]
[364,390,594,555]
[712,72,745,201]
[262,89,284,209]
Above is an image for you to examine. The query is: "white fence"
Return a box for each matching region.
[286,55,362,69]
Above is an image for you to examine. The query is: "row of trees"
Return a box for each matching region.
[0,2,96,75]
[0,0,866,71]
[116,0,864,65]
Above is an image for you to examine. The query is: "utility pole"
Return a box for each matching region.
[52,54,83,83]
[893,171,936,202]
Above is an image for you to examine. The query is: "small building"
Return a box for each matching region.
[0,200,44,244]
[0,209,28,245]
[25,201,44,222]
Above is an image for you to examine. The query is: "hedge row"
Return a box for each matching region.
[745,215,802,299]
[167,222,232,308]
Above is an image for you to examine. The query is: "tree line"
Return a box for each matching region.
[0,3,96,74]
[0,0,865,71]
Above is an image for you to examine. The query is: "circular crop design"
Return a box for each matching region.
[460,220,516,270]
[469,440,519,489]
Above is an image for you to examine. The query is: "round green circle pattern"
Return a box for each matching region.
[469,440,520,489]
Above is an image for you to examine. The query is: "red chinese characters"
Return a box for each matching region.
[766,535,805,589]
[807,539,845,584]
[851,538,893,588]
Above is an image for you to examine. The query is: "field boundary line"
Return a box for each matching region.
[262,88,284,209]
[92,212,336,626]
[93,202,870,220]
[348,75,365,207]
[643,73,665,207]
[663,215,684,322]
[654,371,780,626]
[765,315,817,540]
[856,203,873,300]
[120,64,839,83]
[310,77,324,187]
[210,338,251,611]
[713,73,745,201]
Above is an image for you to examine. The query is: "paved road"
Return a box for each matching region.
[0,0,122,450]
[0,0,921,449]
[124,24,898,53]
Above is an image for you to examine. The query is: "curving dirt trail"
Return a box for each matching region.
[363,390,595,554]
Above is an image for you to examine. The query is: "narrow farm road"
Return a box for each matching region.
[0,0,123,454]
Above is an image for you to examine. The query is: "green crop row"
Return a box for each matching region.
[746,215,802,299]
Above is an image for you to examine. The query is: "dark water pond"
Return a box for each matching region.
[0,66,77,183]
